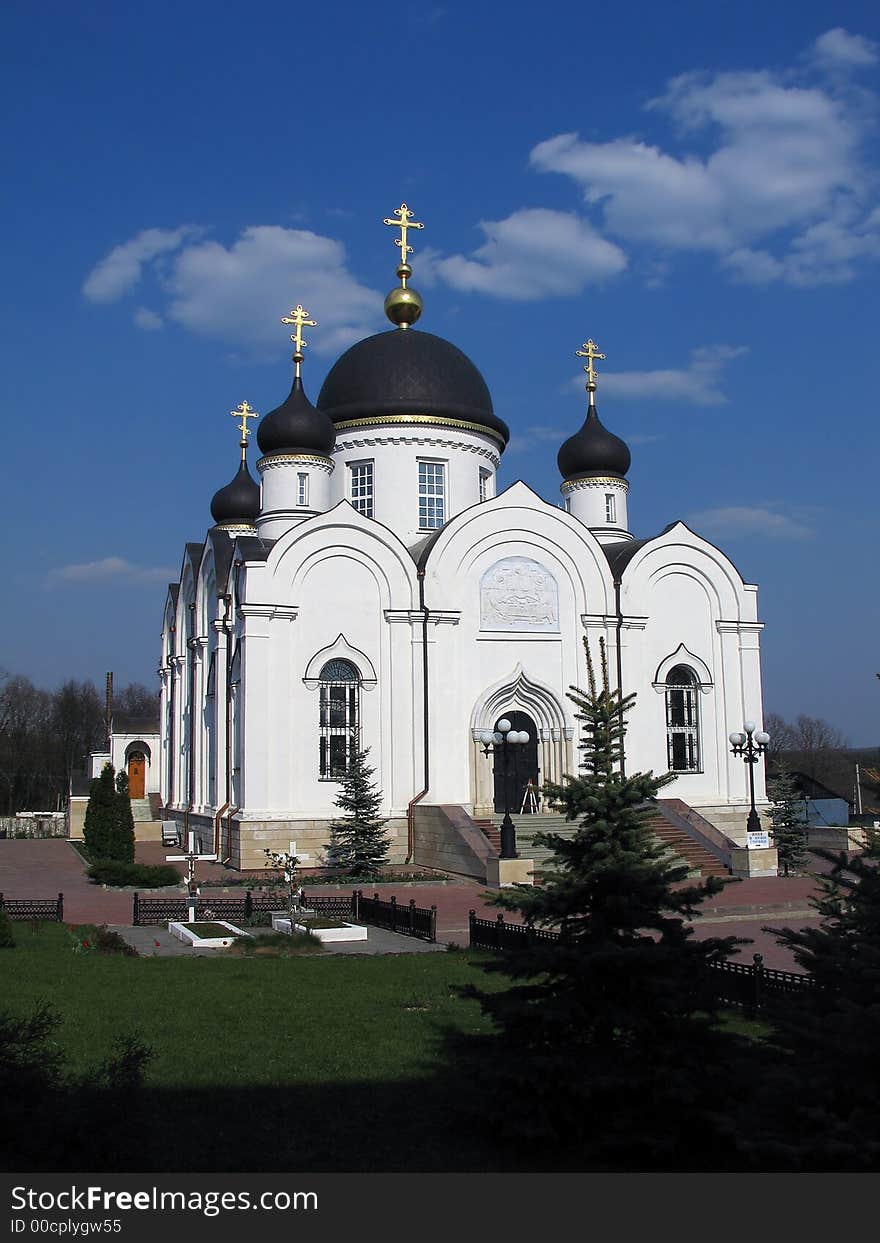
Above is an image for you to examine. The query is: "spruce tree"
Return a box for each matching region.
[326,747,390,878]
[766,767,808,876]
[110,768,136,864]
[83,763,116,858]
[753,830,880,1167]
[462,638,748,1166]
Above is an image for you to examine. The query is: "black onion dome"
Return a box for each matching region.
[317,329,509,446]
[210,460,260,526]
[557,407,631,480]
[257,376,335,456]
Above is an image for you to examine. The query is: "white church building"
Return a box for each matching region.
[158,205,773,878]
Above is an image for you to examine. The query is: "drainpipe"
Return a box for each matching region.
[614,578,626,778]
[213,592,234,857]
[406,567,430,863]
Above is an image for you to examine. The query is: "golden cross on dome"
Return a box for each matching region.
[231,400,259,459]
[281,305,317,365]
[576,338,606,404]
[383,203,424,282]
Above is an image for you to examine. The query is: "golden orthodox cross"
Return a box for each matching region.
[576,339,605,402]
[231,400,259,457]
[383,203,424,279]
[281,305,317,358]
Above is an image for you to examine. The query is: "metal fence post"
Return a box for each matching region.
[244,889,253,919]
[390,895,398,933]
[430,904,437,943]
[496,912,505,949]
[57,893,63,922]
[469,909,476,948]
[353,890,360,921]
[408,899,415,936]
[753,952,764,1011]
[133,892,140,926]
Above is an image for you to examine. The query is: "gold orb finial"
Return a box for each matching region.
[383,202,425,328]
[576,338,606,407]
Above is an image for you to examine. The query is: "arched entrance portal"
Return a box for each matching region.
[492,711,539,815]
[128,751,146,800]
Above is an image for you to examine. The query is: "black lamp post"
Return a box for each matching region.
[478,718,530,859]
[729,722,770,835]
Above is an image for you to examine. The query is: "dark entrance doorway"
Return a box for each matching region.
[492,711,539,815]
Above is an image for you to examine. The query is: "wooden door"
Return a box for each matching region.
[128,752,146,800]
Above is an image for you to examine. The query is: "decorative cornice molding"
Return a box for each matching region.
[716,621,765,633]
[561,476,629,494]
[385,609,461,626]
[333,413,506,448]
[335,433,500,466]
[238,604,299,621]
[257,453,334,473]
[214,522,256,533]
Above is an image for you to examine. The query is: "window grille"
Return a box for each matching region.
[350,462,374,517]
[666,665,700,772]
[479,468,492,502]
[605,493,616,523]
[297,473,309,506]
[418,461,446,528]
[318,659,360,779]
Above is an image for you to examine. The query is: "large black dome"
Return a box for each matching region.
[257,376,335,457]
[317,329,509,446]
[210,460,260,527]
[558,407,631,481]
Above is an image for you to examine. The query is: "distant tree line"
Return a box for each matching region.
[0,671,158,815]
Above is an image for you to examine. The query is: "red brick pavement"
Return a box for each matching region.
[1,838,828,970]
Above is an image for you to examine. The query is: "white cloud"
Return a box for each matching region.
[83,224,384,355]
[507,424,567,453]
[133,306,163,331]
[432,208,627,300]
[47,557,174,585]
[82,227,195,302]
[686,506,813,540]
[810,28,878,70]
[165,226,382,354]
[584,344,747,406]
[529,31,879,287]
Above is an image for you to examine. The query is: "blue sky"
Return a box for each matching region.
[3,0,878,743]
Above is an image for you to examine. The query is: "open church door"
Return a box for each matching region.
[492,711,539,815]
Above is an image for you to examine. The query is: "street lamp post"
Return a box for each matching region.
[729,722,770,836]
[478,718,530,860]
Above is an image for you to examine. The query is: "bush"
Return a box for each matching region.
[69,925,138,957]
[0,905,15,949]
[88,860,181,888]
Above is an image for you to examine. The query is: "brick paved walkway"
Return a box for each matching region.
[0,838,835,970]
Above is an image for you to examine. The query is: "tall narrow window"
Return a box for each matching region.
[665,665,700,772]
[297,473,309,506]
[605,493,616,524]
[418,460,446,528]
[349,462,374,518]
[318,659,360,779]
[479,467,492,503]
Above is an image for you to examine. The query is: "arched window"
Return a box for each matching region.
[665,665,700,772]
[318,659,360,779]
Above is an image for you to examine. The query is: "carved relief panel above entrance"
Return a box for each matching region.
[480,557,559,632]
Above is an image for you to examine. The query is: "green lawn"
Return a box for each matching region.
[1,924,516,1172]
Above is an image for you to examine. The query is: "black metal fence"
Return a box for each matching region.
[133,888,438,942]
[132,891,280,926]
[357,893,437,942]
[0,892,64,922]
[468,911,814,1011]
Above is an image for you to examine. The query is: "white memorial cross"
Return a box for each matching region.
[166,830,218,923]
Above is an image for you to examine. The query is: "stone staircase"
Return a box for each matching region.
[479,806,729,878]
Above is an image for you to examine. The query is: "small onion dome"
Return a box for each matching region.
[210,460,260,527]
[557,406,631,480]
[317,329,509,447]
[257,376,335,457]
